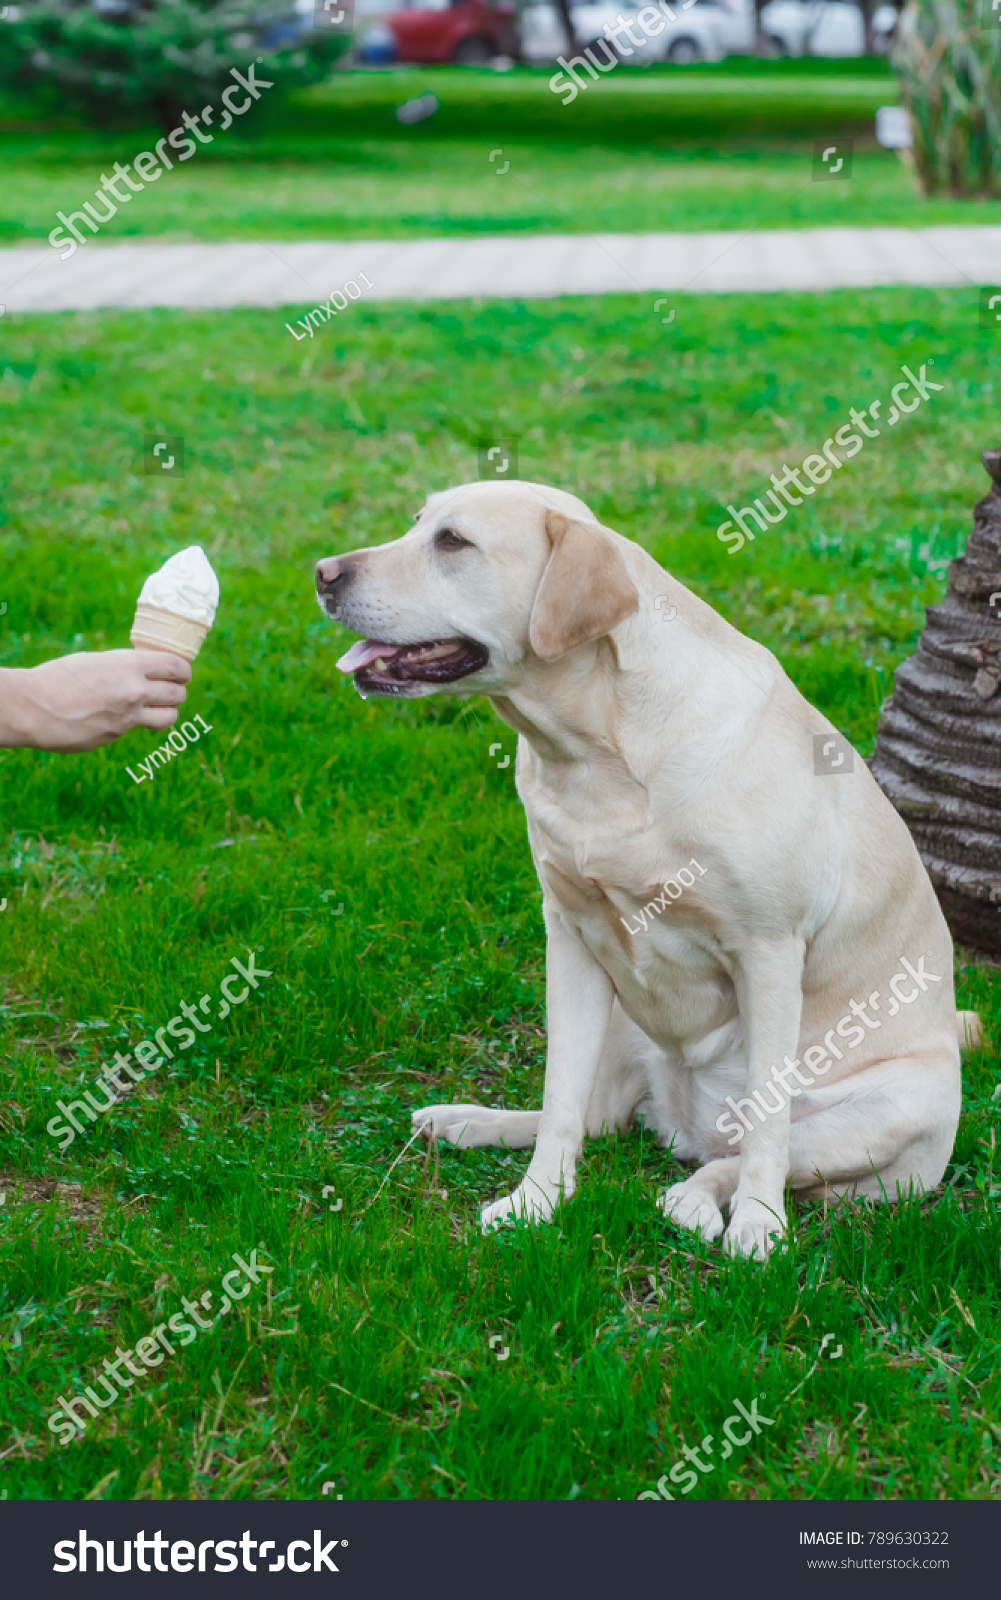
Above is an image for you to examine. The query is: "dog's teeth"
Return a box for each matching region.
[373,657,388,671]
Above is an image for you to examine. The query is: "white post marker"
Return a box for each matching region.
[876,106,913,149]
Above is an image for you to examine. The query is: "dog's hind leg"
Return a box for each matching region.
[657,1158,740,1243]
[658,1052,961,1247]
[412,1104,540,1149]
[786,1053,961,1202]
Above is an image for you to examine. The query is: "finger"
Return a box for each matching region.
[142,681,188,709]
[137,706,181,731]
[134,651,193,684]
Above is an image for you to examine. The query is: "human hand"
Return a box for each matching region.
[0,650,193,753]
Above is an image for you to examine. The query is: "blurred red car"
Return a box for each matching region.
[387,0,515,64]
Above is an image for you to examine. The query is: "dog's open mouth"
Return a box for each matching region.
[336,637,489,696]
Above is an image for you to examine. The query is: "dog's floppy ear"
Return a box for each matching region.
[529,510,640,660]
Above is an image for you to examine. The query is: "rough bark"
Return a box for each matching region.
[870,449,1001,954]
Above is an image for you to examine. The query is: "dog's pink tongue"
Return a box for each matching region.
[336,639,401,673]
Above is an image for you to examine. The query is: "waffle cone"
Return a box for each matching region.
[130,603,210,662]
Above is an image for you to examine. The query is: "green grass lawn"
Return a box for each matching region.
[6,60,1001,242]
[1,285,999,1501]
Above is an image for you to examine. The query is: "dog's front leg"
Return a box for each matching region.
[481,903,614,1231]
[723,939,806,1261]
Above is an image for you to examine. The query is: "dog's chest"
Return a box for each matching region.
[543,857,731,1049]
[535,839,711,970]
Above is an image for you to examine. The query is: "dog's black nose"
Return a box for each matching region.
[315,556,344,593]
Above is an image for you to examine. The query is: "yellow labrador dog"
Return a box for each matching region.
[316,480,978,1259]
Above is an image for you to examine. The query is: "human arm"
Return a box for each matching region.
[0,649,192,753]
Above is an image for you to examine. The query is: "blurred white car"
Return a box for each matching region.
[519,0,897,65]
[759,0,897,56]
[604,0,750,63]
[520,0,749,64]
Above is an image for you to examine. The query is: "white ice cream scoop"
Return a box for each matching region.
[138,545,219,626]
[131,545,220,660]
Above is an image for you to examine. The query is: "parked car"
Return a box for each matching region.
[519,0,896,65]
[256,0,359,51]
[520,0,758,66]
[643,0,749,63]
[759,0,897,56]
[385,0,515,63]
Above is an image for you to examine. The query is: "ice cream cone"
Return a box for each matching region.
[131,546,218,659]
[130,602,210,662]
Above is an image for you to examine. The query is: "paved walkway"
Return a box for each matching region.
[1,226,996,312]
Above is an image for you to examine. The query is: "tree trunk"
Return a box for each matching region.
[553,0,576,58]
[753,0,771,53]
[869,449,1001,956]
[153,90,186,136]
[859,0,876,55]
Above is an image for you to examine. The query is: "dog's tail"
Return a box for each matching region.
[958,1010,983,1051]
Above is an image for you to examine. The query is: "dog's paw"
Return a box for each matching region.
[722,1198,786,1262]
[480,1180,555,1233]
[656,1180,725,1242]
[412,1103,496,1148]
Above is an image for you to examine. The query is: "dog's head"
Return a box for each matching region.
[315,480,640,698]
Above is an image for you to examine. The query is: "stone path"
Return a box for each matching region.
[1,225,996,312]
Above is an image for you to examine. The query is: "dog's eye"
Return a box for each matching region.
[436,527,471,550]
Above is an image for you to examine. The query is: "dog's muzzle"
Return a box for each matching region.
[315,557,489,696]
